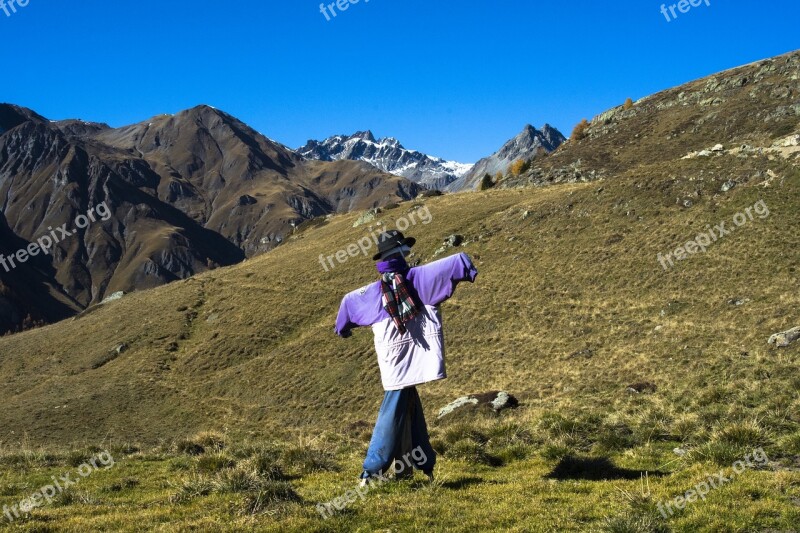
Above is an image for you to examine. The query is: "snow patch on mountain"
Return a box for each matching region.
[297,131,472,189]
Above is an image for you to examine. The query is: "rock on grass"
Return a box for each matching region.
[438,391,519,419]
[768,326,800,347]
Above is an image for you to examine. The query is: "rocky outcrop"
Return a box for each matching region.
[438,391,519,419]
[447,124,566,191]
[433,234,465,257]
[353,208,381,228]
[768,327,800,347]
[502,50,800,189]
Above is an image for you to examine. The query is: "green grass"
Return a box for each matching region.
[0,421,798,532]
[0,163,798,529]
[0,51,798,531]
[0,164,798,529]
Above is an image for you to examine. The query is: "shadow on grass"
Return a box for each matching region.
[440,476,485,490]
[545,455,667,481]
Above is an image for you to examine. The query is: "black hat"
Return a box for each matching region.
[372,230,416,261]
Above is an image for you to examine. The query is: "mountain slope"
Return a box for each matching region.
[92,106,420,254]
[504,50,800,188]
[447,124,566,191]
[298,130,471,189]
[0,210,80,333]
[0,105,420,333]
[0,50,797,447]
[0,164,796,444]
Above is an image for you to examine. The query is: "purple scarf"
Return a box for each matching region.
[376,257,411,275]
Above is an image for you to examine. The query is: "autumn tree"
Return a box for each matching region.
[571,119,590,141]
[509,159,527,176]
[623,97,634,110]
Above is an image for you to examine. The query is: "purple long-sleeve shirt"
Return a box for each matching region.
[335,252,478,390]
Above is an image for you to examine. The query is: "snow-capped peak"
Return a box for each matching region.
[297,132,473,189]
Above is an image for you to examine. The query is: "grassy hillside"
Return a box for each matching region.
[0,156,797,530]
[505,49,800,189]
[1,153,798,444]
[1,52,799,531]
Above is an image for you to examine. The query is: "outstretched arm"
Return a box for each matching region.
[408,252,478,307]
[334,282,384,338]
[334,297,356,338]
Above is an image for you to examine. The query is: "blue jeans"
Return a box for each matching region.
[361,387,436,479]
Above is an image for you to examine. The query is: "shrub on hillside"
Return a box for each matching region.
[175,431,227,456]
[602,512,669,533]
[571,119,591,141]
[480,173,495,190]
[779,431,800,455]
[196,452,237,473]
[670,414,703,443]
[281,445,338,475]
[506,158,532,177]
[446,438,503,466]
[242,450,285,480]
[688,421,768,465]
[436,420,537,466]
[240,480,300,515]
[443,423,489,446]
[170,456,299,515]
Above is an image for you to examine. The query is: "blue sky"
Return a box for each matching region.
[1,0,798,162]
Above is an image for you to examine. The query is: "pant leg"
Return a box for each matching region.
[362,389,408,478]
[408,387,436,474]
[392,389,415,479]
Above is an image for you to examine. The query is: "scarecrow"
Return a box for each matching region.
[335,230,478,485]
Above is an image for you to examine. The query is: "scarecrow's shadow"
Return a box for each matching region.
[440,476,485,490]
[545,455,667,481]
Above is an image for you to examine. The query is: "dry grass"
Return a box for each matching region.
[0,164,797,529]
[0,52,798,530]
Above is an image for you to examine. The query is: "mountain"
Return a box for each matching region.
[503,51,800,189]
[0,104,421,334]
[446,124,566,191]
[0,209,81,334]
[298,130,472,189]
[0,50,797,447]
